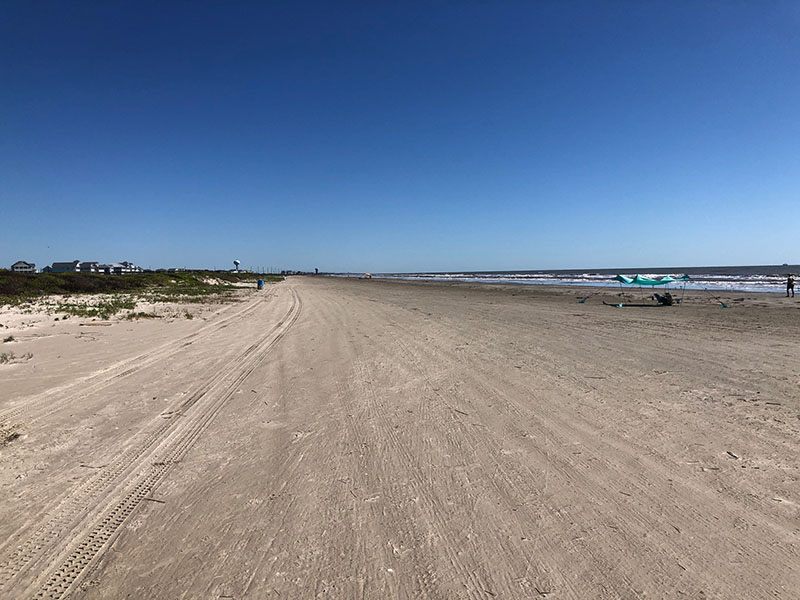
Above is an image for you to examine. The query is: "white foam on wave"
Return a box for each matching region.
[377,273,785,293]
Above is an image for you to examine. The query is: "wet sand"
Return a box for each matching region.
[1,277,798,598]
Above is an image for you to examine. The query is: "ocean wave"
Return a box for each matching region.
[332,266,799,293]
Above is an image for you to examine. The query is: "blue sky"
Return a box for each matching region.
[2,1,799,272]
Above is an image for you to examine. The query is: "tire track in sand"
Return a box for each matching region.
[0,288,301,599]
[332,347,490,600]
[0,289,274,432]
[378,309,795,598]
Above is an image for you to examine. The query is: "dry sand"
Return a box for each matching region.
[1,277,798,599]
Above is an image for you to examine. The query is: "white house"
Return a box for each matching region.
[11,261,36,274]
[79,261,100,273]
[120,261,143,273]
[97,261,143,275]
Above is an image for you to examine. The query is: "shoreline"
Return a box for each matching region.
[330,274,791,295]
[325,275,796,307]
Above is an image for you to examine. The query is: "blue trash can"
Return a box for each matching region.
[257,279,264,290]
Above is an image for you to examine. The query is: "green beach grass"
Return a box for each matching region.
[0,271,284,317]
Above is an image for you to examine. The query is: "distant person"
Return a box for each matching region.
[787,275,795,297]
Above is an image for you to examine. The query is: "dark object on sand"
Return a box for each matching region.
[653,292,677,305]
[602,292,680,308]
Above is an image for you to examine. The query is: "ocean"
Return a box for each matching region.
[335,265,800,293]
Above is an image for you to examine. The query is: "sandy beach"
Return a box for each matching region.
[1,276,798,599]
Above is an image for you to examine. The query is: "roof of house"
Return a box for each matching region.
[11,261,35,268]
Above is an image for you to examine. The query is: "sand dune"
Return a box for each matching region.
[1,277,798,599]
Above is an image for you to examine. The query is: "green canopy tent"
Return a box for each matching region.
[578,274,690,304]
[613,274,690,286]
[602,274,690,307]
[580,273,725,307]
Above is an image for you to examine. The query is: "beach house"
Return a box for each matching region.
[79,261,100,273]
[50,260,81,273]
[97,262,143,275]
[119,261,143,273]
[10,261,36,273]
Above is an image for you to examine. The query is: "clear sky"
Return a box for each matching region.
[2,1,799,273]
